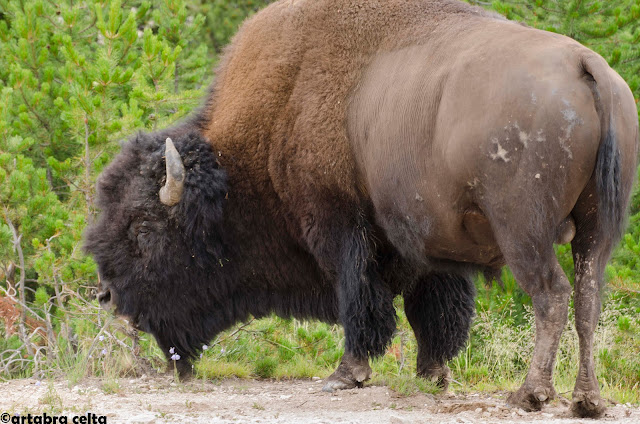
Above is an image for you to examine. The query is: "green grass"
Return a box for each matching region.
[187,273,640,405]
[2,271,639,406]
[371,374,440,396]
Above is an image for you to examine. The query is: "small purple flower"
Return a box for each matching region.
[171,353,181,361]
[169,347,175,354]
[35,381,41,386]
[199,353,203,359]
[101,348,107,356]
[98,335,105,341]
[202,344,208,350]
[220,347,226,354]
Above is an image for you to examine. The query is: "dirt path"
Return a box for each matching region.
[1,376,638,423]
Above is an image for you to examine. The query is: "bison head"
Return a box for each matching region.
[84,130,227,372]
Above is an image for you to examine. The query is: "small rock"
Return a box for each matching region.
[279,395,292,400]
[482,411,491,418]
[312,377,321,381]
[475,407,483,413]
[542,413,554,418]
[516,408,527,416]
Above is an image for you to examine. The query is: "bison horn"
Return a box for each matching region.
[159,137,185,206]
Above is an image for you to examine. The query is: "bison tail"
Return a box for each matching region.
[595,127,623,242]
[582,55,625,244]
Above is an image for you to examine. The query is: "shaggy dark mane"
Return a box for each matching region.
[86,131,229,368]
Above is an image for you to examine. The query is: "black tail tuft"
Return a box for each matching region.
[595,126,624,244]
[582,54,627,246]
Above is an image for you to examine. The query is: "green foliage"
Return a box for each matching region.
[610,175,640,285]
[0,0,213,377]
[196,0,272,53]
[254,356,278,378]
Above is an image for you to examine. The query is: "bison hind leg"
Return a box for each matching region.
[404,272,476,390]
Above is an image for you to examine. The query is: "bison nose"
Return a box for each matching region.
[97,288,114,311]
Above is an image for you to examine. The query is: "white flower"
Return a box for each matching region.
[202,344,208,350]
[98,335,104,341]
[169,347,175,354]
[171,354,181,361]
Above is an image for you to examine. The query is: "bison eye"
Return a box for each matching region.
[138,221,150,234]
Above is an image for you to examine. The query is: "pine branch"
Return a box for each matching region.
[3,211,33,357]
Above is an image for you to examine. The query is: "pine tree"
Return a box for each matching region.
[197,0,272,54]
[0,0,211,375]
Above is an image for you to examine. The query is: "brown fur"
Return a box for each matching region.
[201,0,495,233]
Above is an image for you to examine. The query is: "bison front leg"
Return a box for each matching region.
[403,273,475,390]
[322,223,396,392]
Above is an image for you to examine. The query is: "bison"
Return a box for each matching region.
[85,0,639,418]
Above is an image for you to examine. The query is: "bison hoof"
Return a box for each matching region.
[417,364,451,391]
[571,391,606,418]
[322,378,362,392]
[322,355,371,393]
[506,385,555,412]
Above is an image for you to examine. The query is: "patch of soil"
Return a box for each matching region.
[0,376,638,423]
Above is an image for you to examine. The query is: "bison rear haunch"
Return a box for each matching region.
[85,0,639,419]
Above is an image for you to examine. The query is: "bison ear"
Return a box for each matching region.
[159,138,185,206]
